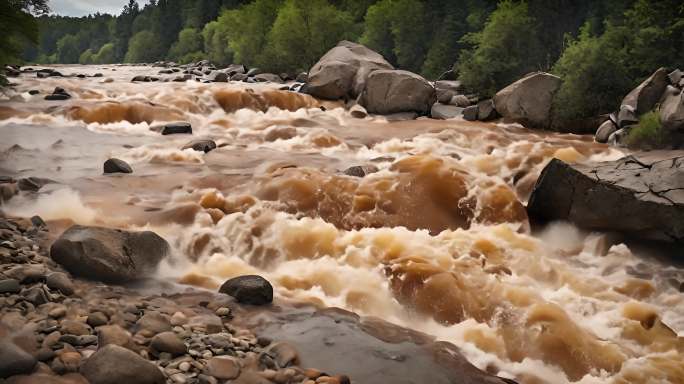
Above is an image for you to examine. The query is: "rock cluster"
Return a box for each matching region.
[0,216,349,384]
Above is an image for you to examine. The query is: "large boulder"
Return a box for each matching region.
[219,275,273,305]
[493,72,561,129]
[0,341,37,378]
[527,152,684,243]
[80,345,165,384]
[50,225,170,283]
[359,70,436,115]
[431,103,463,120]
[621,67,669,116]
[305,41,394,100]
[660,86,684,132]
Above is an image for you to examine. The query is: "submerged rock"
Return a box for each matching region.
[360,70,436,115]
[103,158,133,174]
[219,275,273,305]
[306,40,394,100]
[528,152,684,242]
[493,72,561,129]
[182,139,217,153]
[50,225,170,283]
[155,122,192,135]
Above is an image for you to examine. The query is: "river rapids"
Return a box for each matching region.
[1,65,683,384]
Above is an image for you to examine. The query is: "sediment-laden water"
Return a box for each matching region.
[1,65,683,384]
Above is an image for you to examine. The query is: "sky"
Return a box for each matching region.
[49,0,149,17]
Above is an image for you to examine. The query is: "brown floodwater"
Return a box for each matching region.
[1,65,683,384]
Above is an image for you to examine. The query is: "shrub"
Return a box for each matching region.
[625,111,671,149]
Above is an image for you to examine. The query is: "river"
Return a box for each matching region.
[1,65,683,384]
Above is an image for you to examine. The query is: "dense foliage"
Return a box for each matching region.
[6,0,684,122]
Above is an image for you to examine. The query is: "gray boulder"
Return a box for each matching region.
[80,345,165,384]
[493,72,561,129]
[431,103,463,120]
[50,225,170,283]
[477,99,498,121]
[668,69,682,86]
[219,275,273,305]
[617,104,639,128]
[224,64,246,76]
[208,71,229,82]
[660,86,684,132]
[621,67,669,115]
[450,94,471,107]
[595,120,617,143]
[253,73,284,83]
[528,152,684,242]
[359,70,436,115]
[462,105,479,121]
[306,40,393,100]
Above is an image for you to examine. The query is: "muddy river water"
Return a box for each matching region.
[1,65,683,384]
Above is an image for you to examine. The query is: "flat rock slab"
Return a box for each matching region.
[528,151,684,242]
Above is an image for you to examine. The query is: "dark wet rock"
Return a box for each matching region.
[617,104,639,128]
[343,165,378,178]
[0,341,37,378]
[30,215,46,228]
[621,67,669,116]
[360,70,436,115]
[158,69,174,74]
[431,103,463,120]
[150,331,187,356]
[224,64,246,76]
[208,71,229,82]
[22,286,49,305]
[528,152,684,242]
[103,158,132,174]
[349,104,368,118]
[45,272,74,295]
[231,73,248,82]
[462,105,479,121]
[28,90,39,95]
[0,279,21,294]
[17,176,53,192]
[159,122,192,135]
[595,120,618,143]
[306,40,394,100]
[477,99,499,121]
[493,72,561,129]
[80,345,165,384]
[219,275,273,305]
[182,139,217,153]
[295,72,308,83]
[254,73,284,83]
[44,93,70,101]
[660,86,684,133]
[50,225,170,283]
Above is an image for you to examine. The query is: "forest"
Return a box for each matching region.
[4,0,684,122]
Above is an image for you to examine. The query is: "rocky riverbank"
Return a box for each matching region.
[0,215,515,384]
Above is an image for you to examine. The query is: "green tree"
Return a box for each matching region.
[93,43,115,63]
[457,0,543,96]
[1,0,49,78]
[124,30,164,63]
[221,0,283,67]
[168,28,203,63]
[360,0,428,73]
[202,19,233,66]
[56,34,81,63]
[79,48,94,64]
[265,0,354,72]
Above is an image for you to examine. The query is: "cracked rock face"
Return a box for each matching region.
[527,151,684,242]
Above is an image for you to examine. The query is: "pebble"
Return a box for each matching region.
[97,324,132,348]
[46,272,75,295]
[215,307,231,317]
[61,319,92,336]
[49,305,67,318]
[136,312,172,334]
[179,361,191,372]
[171,311,188,326]
[80,345,165,384]
[87,311,109,327]
[150,331,187,356]
[204,356,241,380]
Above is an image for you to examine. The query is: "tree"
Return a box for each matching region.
[360,0,428,73]
[220,0,283,67]
[124,30,164,63]
[113,0,140,61]
[265,0,354,72]
[168,28,203,63]
[93,43,115,63]
[457,0,543,96]
[202,19,233,66]
[56,34,81,63]
[1,0,49,75]
[79,48,94,64]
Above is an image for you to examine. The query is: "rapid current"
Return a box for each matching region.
[1,65,683,384]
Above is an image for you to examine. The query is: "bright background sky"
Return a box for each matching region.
[49,0,150,17]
